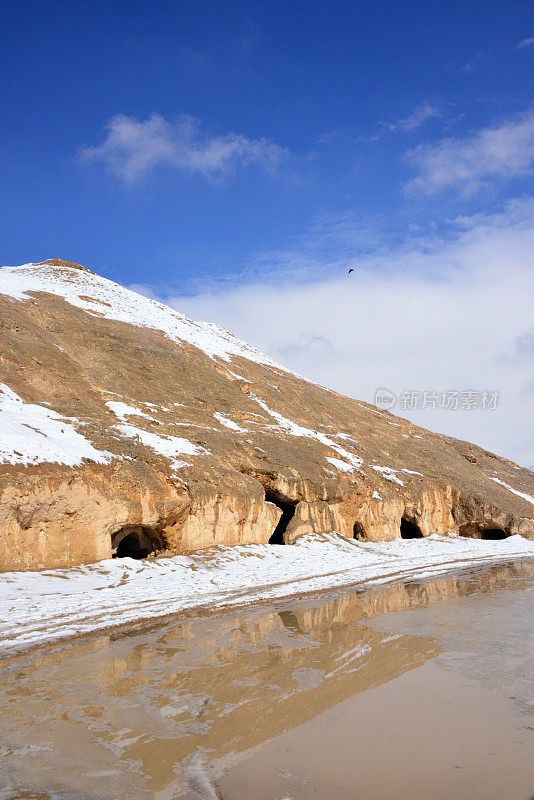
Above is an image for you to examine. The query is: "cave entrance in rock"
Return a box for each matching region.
[265,490,297,544]
[481,528,508,540]
[112,527,161,559]
[459,523,509,540]
[353,521,368,541]
[400,517,422,539]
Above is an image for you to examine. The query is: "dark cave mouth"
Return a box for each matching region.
[400,517,423,539]
[111,526,164,559]
[481,528,508,540]
[353,521,368,541]
[265,490,297,544]
[458,522,509,540]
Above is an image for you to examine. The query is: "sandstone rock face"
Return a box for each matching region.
[1,259,533,571]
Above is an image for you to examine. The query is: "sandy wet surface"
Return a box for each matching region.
[0,560,532,800]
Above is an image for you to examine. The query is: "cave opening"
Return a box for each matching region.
[112,526,162,559]
[265,490,297,544]
[400,517,423,539]
[481,528,508,540]
[459,523,509,540]
[353,521,368,541]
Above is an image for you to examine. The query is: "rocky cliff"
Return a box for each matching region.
[1,258,533,571]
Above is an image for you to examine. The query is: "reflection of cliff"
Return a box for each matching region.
[0,561,532,800]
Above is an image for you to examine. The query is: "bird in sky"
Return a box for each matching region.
[348,268,355,274]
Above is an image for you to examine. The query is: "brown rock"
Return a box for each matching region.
[0,260,533,571]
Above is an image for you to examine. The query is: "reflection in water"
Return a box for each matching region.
[0,561,532,800]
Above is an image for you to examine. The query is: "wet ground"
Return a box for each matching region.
[0,560,533,800]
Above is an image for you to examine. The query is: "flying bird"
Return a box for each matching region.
[348,268,355,274]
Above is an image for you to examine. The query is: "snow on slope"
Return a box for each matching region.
[252,395,363,471]
[0,384,112,466]
[114,422,202,470]
[1,532,532,653]
[0,262,289,369]
[489,477,534,508]
[104,399,203,470]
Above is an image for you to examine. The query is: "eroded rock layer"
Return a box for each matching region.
[1,259,533,571]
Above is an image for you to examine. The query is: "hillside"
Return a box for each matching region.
[1,258,533,572]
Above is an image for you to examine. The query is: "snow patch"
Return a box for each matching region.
[213,412,248,433]
[253,395,363,471]
[326,457,355,473]
[105,401,154,422]
[371,466,404,486]
[114,422,202,470]
[489,477,534,507]
[0,384,113,467]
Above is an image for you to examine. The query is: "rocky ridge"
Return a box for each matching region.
[1,259,533,571]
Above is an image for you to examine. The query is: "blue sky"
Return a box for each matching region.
[1,0,533,288]
[2,0,534,463]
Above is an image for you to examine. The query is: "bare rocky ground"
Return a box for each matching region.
[1,259,533,572]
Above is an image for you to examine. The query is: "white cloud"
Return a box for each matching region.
[405,110,534,194]
[81,113,288,182]
[161,198,534,468]
[517,37,534,50]
[382,102,442,133]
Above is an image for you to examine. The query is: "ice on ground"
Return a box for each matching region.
[1,532,532,654]
[0,262,290,371]
[0,383,113,467]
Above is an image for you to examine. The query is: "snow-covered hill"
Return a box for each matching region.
[0,258,533,576]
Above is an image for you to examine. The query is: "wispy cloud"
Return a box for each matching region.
[80,113,288,183]
[460,50,490,73]
[381,102,443,133]
[405,109,534,194]
[313,129,345,145]
[160,197,534,466]
[516,37,534,50]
